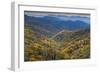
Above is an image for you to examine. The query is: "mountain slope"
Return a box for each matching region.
[24,15,89,34]
[24,14,90,61]
[24,25,90,61]
[52,28,90,42]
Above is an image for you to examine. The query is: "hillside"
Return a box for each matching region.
[24,15,89,33]
[24,25,90,61]
[24,13,90,61]
[52,28,90,42]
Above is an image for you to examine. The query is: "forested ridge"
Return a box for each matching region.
[24,25,90,61]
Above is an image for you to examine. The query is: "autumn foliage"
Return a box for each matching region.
[24,25,90,61]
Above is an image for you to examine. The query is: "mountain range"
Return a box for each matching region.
[24,15,90,36]
[24,14,90,61]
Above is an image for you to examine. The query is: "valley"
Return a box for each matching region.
[24,25,90,61]
[24,12,90,61]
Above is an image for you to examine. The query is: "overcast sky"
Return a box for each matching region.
[25,11,90,17]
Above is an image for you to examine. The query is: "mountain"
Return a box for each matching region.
[51,27,90,42]
[24,25,90,61]
[50,29,73,39]
[24,15,61,37]
[24,15,89,35]
[41,15,90,30]
[24,14,90,61]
